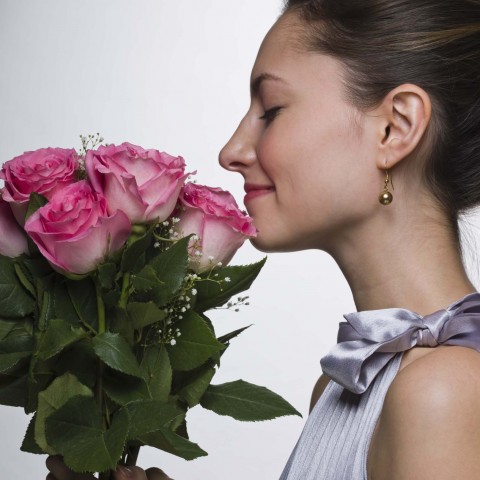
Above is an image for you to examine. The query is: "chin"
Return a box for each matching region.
[249,234,303,254]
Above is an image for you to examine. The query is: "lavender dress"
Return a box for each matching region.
[279,291,480,479]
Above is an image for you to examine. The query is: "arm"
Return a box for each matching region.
[371,346,480,480]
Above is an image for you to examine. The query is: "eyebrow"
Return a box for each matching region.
[250,73,288,96]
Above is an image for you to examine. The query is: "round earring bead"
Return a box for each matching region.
[379,191,393,205]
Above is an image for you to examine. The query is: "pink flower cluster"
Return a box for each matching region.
[0,142,257,274]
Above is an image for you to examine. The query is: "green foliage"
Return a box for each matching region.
[167,311,225,371]
[25,192,48,221]
[46,395,130,473]
[194,257,267,312]
[127,302,166,330]
[0,255,35,318]
[92,333,142,378]
[139,345,172,403]
[200,380,302,422]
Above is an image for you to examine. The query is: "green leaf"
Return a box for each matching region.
[200,380,302,421]
[195,257,267,312]
[0,351,31,373]
[127,302,166,331]
[121,228,153,273]
[177,364,216,408]
[97,262,117,290]
[35,372,93,454]
[14,261,36,298]
[140,345,172,402]
[0,328,34,373]
[21,414,44,454]
[0,255,35,318]
[66,278,98,331]
[46,395,130,473]
[92,332,142,378]
[126,400,184,439]
[35,318,86,361]
[54,340,97,389]
[217,325,252,344]
[140,427,208,461]
[25,192,48,221]
[131,265,165,293]
[53,279,82,326]
[0,373,28,407]
[167,311,225,371]
[103,368,151,406]
[109,307,134,346]
[0,319,17,341]
[25,356,57,413]
[147,235,192,306]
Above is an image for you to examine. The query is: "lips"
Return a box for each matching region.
[243,183,275,205]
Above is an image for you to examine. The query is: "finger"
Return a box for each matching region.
[146,467,174,480]
[114,466,148,480]
[45,455,96,480]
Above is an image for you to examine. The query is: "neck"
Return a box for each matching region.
[326,191,477,316]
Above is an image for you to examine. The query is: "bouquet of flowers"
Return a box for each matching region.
[0,134,301,478]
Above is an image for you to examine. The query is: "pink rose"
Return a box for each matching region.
[24,181,131,275]
[0,197,29,257]
[85,142,193,224]
[173,183,257,273]
[0,147,78,222]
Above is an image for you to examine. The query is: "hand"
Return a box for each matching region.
[46,456,174,480]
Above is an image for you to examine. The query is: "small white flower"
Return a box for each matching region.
[191,234,199,241]
[177,331,181,337]
[179,296,184,301]
[208,255,214,261]
[185,296,190,301]
[166,319,172,325]
[170,339,176,346]
[217,262,223,267]
[191,288,197,295]
[154,242,160,248]
[172,217,180,223]
[186,304,190,309]
[224,277,231,282]
[163,221,169,226]
[178,315,183,319]
[195,250,202,256]
[181,307,186,312]
[169,228,173,234]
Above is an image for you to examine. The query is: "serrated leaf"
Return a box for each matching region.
[131,265,165,292]
[167,311,225,371]
[97,262,117,289]
[21,414,44,454]
[66,278,98,331]
[0,255,35,318]
[46,395,130,473]
[200,380,302,421]
[0,319,17,341]
[35,372,93,454]
[92,332,142,378]
[140,345,171,402]
[121,228,153,273]
[0,373,28,407]
[140,427,208,461]
[127,302,166,330]
[103,368,151,406]
[35,318,86,360]
[147,235,192,306]
[54,340,97,389]
[195,257,267,312]
[126,401,184,439]
[177,364,216,407]
[217,325,253,344]
[0,351,31,373]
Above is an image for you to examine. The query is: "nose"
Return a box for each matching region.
[218,114,257,174]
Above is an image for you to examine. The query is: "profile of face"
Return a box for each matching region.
[219,12,389,254]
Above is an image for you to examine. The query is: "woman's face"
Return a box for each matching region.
[219,12,381,254]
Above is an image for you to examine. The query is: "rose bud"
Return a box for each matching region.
[172,183,257,273]
[0,197,29,257]
[0,147,78,223]
[85,142,193,225]
[24,181,131,275]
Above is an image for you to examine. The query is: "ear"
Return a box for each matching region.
[375,83,432,170]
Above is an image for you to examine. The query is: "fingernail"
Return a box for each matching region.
[116,466,133,477]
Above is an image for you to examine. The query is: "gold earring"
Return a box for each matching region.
[378,164,394,206]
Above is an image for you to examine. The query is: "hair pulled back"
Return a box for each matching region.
[282,0,480,245]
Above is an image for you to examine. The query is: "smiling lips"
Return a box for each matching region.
[244,183,275,203]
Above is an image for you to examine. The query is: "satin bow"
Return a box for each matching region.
[320,291,480,394]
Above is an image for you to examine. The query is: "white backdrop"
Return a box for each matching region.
[1,1,480,479]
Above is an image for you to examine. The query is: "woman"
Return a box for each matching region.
[46,0,480,478]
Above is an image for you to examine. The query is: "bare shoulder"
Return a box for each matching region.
[372,346,480,480]
[310,373,332,413]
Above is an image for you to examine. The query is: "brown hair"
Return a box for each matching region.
[282,0,480,247]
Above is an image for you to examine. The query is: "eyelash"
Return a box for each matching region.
[259,107,282,124]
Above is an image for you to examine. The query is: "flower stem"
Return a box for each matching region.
[125,445,140,467]
[119,273,131,309]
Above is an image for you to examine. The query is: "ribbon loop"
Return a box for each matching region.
[320,291,480,394]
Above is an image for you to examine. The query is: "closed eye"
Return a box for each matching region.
[259,107,282,124]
